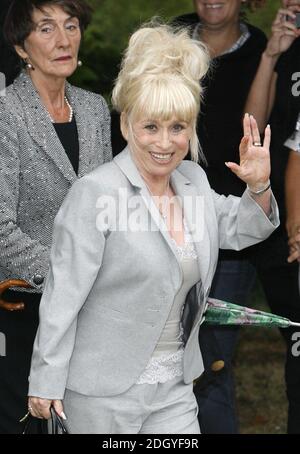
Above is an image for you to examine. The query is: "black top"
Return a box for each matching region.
[53,116,79,174]
[269,38,300,222]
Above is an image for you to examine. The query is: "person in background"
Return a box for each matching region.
[0,0,112,434]
[173,0,267,434]
[26,23,278,434]
[245,0,300,434]
[285,123,300,289]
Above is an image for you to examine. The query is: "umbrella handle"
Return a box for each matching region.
[289,321,300,327]
[0,279,32,312]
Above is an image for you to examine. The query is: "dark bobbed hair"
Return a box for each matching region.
[4,0,93,48]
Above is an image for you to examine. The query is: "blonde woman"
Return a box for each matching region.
[27,24,278,434]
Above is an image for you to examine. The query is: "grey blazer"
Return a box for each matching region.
[29,149,279,399]
[28,147,279,399]
[0,72,112,288]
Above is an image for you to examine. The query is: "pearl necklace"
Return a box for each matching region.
[48,96,73,123]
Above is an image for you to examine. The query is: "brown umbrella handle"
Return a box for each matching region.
[0,279,32,312]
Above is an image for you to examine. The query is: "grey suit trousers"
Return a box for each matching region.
[63,375,200,434]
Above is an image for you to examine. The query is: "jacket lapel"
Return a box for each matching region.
[171,168,211,286]
[14,72,77,184]
[140,185,182,265]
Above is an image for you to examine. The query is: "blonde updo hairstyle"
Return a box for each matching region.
[112,22,210,162]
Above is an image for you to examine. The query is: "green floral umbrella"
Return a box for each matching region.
[203,298,300,328]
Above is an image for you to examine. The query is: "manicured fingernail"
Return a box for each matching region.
[61,412,67,420]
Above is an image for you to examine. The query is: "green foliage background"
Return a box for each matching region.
[71,0,281,100]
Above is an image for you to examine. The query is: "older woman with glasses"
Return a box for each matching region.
[0,0,112,433]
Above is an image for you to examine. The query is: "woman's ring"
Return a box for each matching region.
[253,142,261,146]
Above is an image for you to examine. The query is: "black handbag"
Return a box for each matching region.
[22,406,69,434]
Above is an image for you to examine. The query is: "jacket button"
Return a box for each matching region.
[33,274,44,285]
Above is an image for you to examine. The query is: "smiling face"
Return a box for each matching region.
[122,115,192,183]
[193,0,243,28]
[15,4,81,81]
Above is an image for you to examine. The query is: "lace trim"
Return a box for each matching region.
[171,238,198,260]
[170,219,197,260]
[136,348,184,385]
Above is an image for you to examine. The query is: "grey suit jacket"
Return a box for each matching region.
[0,72,112,288]
[28,147,279,399]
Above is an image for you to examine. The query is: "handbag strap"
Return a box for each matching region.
[50,407,69,434]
